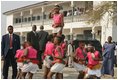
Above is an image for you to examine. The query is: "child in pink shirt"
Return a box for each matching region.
[21,41,39,79]
[15,42,26,79]
[43,34,55,79]
[85,43,102,79]
[49,5,64,37]
[47,36,65,79]
[73,42,87,79]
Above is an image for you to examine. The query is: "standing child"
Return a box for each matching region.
[21,41,39,79]
[47,36,65,79]
[43,34,55,79]
[85,43,102,79]
[49,5,64,37]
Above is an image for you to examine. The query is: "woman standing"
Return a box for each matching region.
[102,36,116,78]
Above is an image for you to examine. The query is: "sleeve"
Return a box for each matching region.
[17,36,20,49]
[27,32,31,42]
[1,36,5,56]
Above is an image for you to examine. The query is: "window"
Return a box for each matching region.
[63,11,67,17]
[28,17,31,21]
[43,14,46,19]
[37,16,40,20]
[15,18,18,23]
[19,18,21,23]
[84,30,92,40]
[32,16,36,21]
[24,18,27,22]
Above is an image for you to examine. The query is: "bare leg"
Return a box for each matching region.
[43,66,50,79]
[78,71,85,79]
[28,72,33,79]
[21,72,27,79]
[58,73,63,79]
[47,71,55,79]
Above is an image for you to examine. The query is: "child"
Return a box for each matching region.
[85,43,102,79]
[21,41,39,79]
[73,42,87,79]
[49,5,64,37]
[47,36,65,79]
[43,34,55,79]
[15,42,26,79]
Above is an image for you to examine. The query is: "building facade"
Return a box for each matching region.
[3,1,117,45]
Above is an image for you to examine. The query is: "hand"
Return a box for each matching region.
[1,56,4,61]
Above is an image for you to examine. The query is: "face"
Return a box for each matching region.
[87,44,93,52]
[32,26,37,31]
[107,36,112,42]
[54,37,58,45]
[79,43,85,49]
[25,42,30,47]
[8,27,13,34]
[54,8,60,13]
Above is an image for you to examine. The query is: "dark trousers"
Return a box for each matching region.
[3,49,17,79]
[37,50,44,69]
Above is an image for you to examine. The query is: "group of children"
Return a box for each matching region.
[73,42,102,79]
[15,4,102,79]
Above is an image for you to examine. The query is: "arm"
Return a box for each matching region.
[17,36,20,49]
[27,33,31,42]
[61,14,64,27]
[23,48,28,57]
[49,9,54,18]
[1,36,5,56]
[54,47,63,59]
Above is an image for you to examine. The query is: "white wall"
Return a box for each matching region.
[6,14,13,33]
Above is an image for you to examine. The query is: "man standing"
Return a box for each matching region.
[27,25,39,51]
[38,25,48,69]
[1,25,20,79]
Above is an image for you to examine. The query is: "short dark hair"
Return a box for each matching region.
[33,25,36,27]
[56,36,62,44]
[61,34,65,41]
[40,25,44,29]
[8,25,13,29]
[47,34,54,42]
[88,42,94,47]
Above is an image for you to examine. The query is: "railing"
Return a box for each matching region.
[13,14,89,27]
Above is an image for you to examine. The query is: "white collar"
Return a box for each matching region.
[9,33,13,36]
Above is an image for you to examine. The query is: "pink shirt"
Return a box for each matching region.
[75,47,86,59]
[87,51,100,66]
[44,42,55,56]
[27,46,37,59]
[54,46,64,60]
[15,49,24,58]
[53,13,63,24]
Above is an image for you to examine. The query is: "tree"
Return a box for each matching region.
[86,1,117,25]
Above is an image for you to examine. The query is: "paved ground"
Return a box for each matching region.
[1,61,117,79]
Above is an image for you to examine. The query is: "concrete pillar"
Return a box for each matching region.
[42,7,45,25]
[30,9,33,26]
[20,12,23,27]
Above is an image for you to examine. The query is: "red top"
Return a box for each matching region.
[75,47,86,59]
[52,13,63,28]
[52,46,64,64]
[26,46,37,59]
[15,49,24,58]
[87,51,100,66]
[44,42,55,56]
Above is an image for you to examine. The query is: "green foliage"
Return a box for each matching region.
[86,1,117,24]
